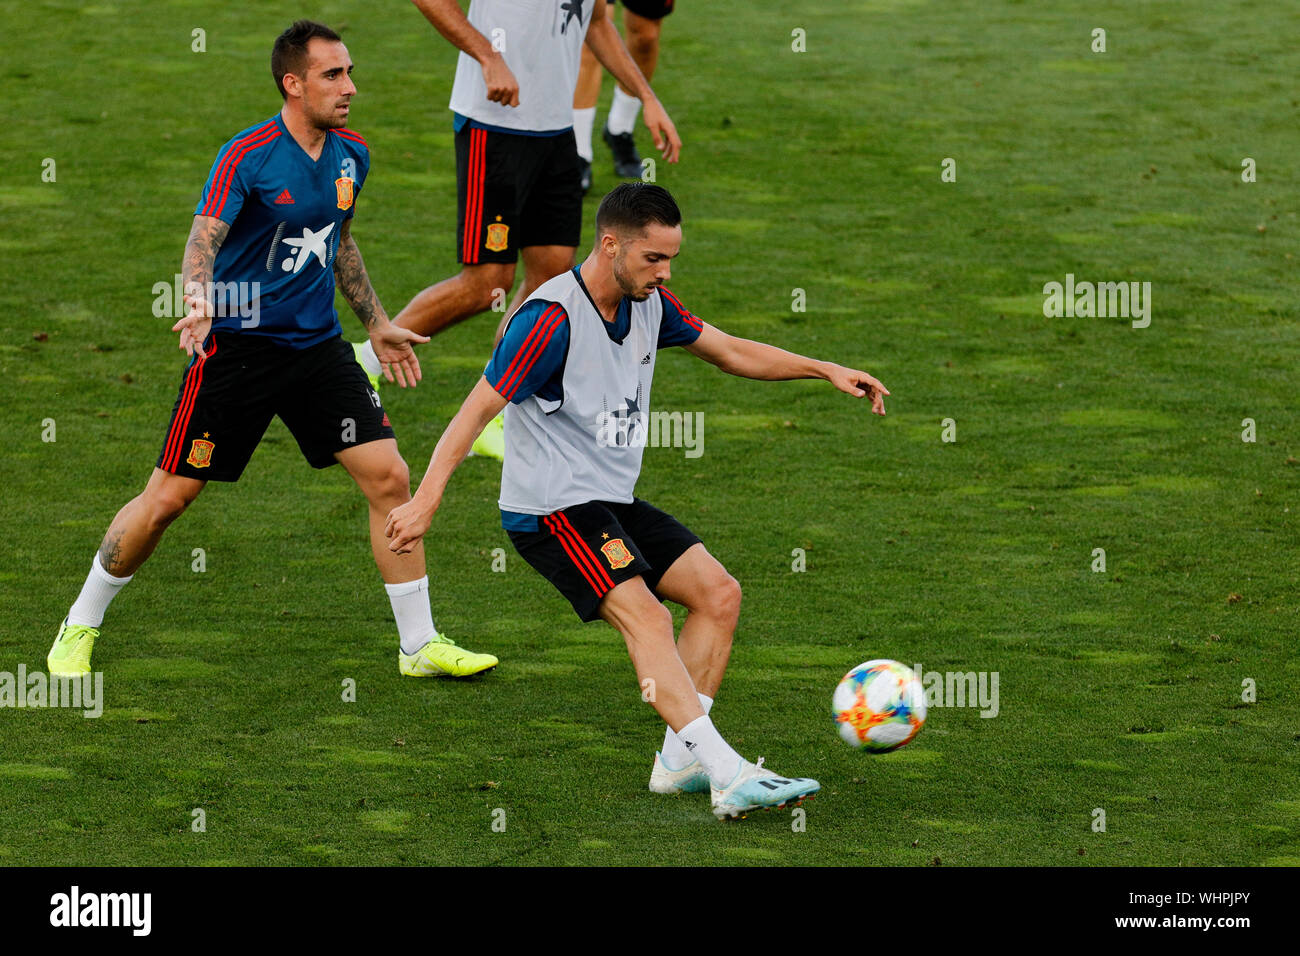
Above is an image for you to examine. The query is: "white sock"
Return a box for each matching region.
[357,339,382,377]
[386,576,438,655]
[607,87,642,136]
[661,693,712,769]
[573,106,596,161]
[67,553,133,628]
[676,715,743,789]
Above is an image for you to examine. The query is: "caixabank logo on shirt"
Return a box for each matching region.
[276,222,335,274]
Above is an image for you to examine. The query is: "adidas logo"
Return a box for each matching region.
[641,352,651,365]
[274,189,294,205]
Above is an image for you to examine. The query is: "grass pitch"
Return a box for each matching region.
[0,0,1296,866]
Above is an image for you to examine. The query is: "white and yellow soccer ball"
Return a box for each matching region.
[832,659,926,753]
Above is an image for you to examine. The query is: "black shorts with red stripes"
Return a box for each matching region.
[456,124,583,265]
[155,332,395,481]
[507,499,702,622]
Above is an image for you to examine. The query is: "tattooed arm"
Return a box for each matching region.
[172,214,230,358]
[334,219,429,387]
[333,218,387,331]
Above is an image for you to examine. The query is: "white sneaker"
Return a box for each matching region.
[648,752,711,794]
[710,758,820,820]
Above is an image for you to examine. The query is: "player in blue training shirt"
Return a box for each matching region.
[384,184,891,819]
[48,20,499,681]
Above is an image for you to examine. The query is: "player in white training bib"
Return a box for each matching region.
[384,184,890,819]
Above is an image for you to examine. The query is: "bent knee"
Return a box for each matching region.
[145,484,198,528]
[604,581,673,633]
[626,18,661,49]
[371,459,411,502]
[629,599,675,644]
[703,572,742,625]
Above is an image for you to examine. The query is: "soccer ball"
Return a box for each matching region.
[832,659,926,753]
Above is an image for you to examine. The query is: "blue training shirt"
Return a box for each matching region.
[193,113,371,349]
[484,267,704,531]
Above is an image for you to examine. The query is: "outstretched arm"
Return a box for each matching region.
[385,377,509,553]
[334,219,429,387]
[584,0,680,163]
[171,214,230,358]
[685,322,890,415]
[410,0,520,107]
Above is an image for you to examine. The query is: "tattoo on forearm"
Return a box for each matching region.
[181,216,230,302]
[333,234,385,330]
[97,529,127,575]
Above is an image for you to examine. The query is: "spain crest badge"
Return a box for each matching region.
[335,176,354,211]
[485,219,509,253]
[601,537,634,570]
[186,439,215,469]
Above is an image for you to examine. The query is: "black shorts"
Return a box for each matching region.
[156,332,395,482]
[508,499,702,623]
[456,125,583,264]
[620,0,675,20]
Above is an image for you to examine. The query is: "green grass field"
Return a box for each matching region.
[1,0,1296,866]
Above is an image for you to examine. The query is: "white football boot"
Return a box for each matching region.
[711,758,820,820]
[648,752,712,794]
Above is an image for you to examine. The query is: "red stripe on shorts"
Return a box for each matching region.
[544,513,611,596]
[555,511,616,591]
[161,337,218,472]
[463,128,487,263]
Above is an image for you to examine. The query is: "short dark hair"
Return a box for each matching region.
[595,183,682,239]
[271,20,342,99]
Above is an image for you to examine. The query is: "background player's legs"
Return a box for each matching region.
[617,10,663,94]
[574,39,603,121]
[495,244,578,341]
[574,40,604,181]
[600,576,743,787]
[391,261,517,340]
[575,8,664,169]
[603,10,664,177]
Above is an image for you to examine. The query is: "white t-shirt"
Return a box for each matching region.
[448,0,593,132]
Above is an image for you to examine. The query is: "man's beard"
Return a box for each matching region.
[614,257,652,301]
[310,102,349,130]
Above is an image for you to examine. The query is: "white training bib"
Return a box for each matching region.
[500,270,664,514]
